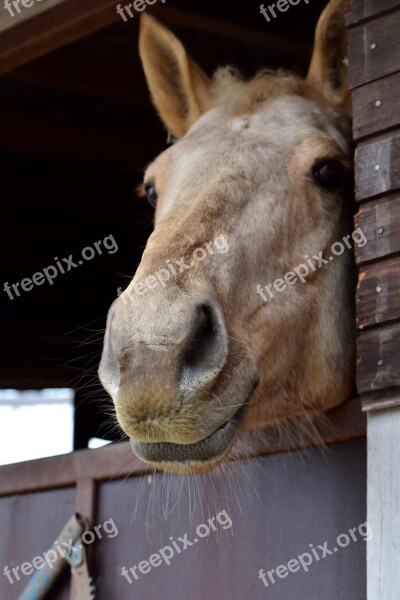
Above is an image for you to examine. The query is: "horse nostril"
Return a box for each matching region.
[179,302,228,393]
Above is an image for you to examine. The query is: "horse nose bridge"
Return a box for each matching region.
[116,341,180,412]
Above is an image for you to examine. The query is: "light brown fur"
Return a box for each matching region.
[99,0,356,474]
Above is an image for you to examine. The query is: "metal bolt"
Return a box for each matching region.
[377,227,384,234]
[374,100,382,107]
[376,286,382,293]
[374,164,380,171]
[371,43,377,50]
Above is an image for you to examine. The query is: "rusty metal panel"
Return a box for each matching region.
[93,440,366,600]
[0,487,75,600]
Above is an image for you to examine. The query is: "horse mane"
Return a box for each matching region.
[210,67,350,124]
[211,67,307,115]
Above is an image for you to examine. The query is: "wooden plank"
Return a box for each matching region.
[0,442,149,498]
[348,10,400,88]
[0,397,365,497]
[355,133,400,201]
[355,195,400,263]
[367,407,400,600]
[357,255,400,329]
[0,0,66,33]
[357,322,400,394]
[352,72,400,141]
[0,0,119,76]
[361,389,400,411]
[346,0,400,26]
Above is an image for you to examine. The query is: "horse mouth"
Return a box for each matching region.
[130,401,247,468]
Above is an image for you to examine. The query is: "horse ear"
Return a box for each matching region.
[139,14,213,138]
[307,0,350,109]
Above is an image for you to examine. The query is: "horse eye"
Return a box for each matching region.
[312,160,345,191]
[144,182,158,208]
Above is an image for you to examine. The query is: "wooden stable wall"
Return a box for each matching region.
[347,0,400,411]
[347,1,400,598]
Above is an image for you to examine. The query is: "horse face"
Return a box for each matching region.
[99,0,356,473]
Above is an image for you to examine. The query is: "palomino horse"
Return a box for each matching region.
[99,0,356,473]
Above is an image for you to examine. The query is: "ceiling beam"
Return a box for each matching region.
[0,0,119,76]
[0,1,310,76]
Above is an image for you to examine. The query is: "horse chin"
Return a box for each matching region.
[130,402,248,474]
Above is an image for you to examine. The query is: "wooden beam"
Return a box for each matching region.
[0,1,310,77]
[0,0,119,76]
[0,0,66,33]
[0,397,365,497]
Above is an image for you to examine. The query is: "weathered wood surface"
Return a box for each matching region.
[357,322,400,395]
[346,0,400,26]
[0,0,118,76]
[361,389,400,412]
[352,72,400,141]
[355,195,400,264]
[0,0,66,33]
[349,0,400,413]
[348,9,400,88]
[355,133,400,201]
[357,255,400,329]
